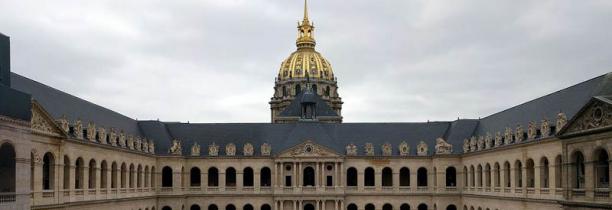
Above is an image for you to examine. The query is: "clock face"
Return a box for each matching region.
[305,144,313,153]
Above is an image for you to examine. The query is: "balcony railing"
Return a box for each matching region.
[595,188,610,198]
[0,193,15,203]
[42,191,55,198]
[572,189,585,197]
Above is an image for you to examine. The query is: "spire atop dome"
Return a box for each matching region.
[296,0,315,49]
[303,0,310,24]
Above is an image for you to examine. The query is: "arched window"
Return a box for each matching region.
[364,167,375,186]
[485,164,491,187]
[463,167,468,188]
[540,157,549,188]
[477,165,483,187]
[383,204,393,210]
[75,158,84,189]
[595,149,610,188]
[418,204,427,210]
[121,163,127,188]
[208,167,219,186]
[417,167,428,187]
[365,204,375,210]
[347,167,357,186]
[243,167,254,187]
[226,167,236,187]
[162,166,173,187]
[260,167,271,187]
[469,165,475,187]
[63,156,70,189]
[137,165,142,188]
[573,151,586,189]
[303,167,315,186]
[144,166,149,188]
[325,86,330,96]
[243,204,253,210]
[0,143,16,193]
[129,164,135,188]
[42,152,55,190]
[261,204,271,210]
[526,159,535,188]
[100,160,108,188]
[209,204,218,210]
[162,207,172,210]
[446,167,457,187]
[503,161,511,188]
[191,205,201,210]
[312,84,318,95]
[190,167,201,187]
[88,159,97,189]
[304,204,315,210]
[226,204,236,210]
[515,160,523,188]
[151,167,156,187]
[493,163,500,187]
[181,167,185,188]
[347,204,358,210]
[400,167,410,186]
[400,204,410,210]
[446,205,457,210]
[111,162,117,188]
[555,155,562,188]
[382,167,393,186]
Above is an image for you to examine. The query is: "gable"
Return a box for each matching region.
[277,140,341,158]
[31,101,65,137]
[560,96,612,136]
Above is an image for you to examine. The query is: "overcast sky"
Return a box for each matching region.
[1,0,611,123]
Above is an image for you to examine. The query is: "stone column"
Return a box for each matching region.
[322,199,326,210]
[339,162,344,187]
[358,170,364,191]
[410,170,417,191]
[32,159,43,201]
[535,163,542,192]
[585,161,595,198]
[83,165,90,190]
[374,167,381,191]
[254,169,261,190]
[219,171,226,190]
[293,200,297,210]
[294,162,298,187]
[237,170,244,191]
[393,171,399,191]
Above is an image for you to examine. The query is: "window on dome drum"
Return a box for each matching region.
[325,86,330,96]
[208,167,219,187]
[42,152,55,190]
[400,204,410,210]
[162,166,173,187]
[383,204,392,210]
[243,204,253,210]
[190,167,201,187]
[0,143,15,193]
[226,204,236,210]
[312,84,317,95]
[295,84,301,95]
[191,205,201,210]
[64,156,71,189]
[261,204,271,210]
[400,167,410,186]
[303,167,315,186]
[226,167,236,187]
[100,161,108,188]
[209,204,218,210]
[417,167,428,187]
[243,167,254,187]
[260,167,271,187]
[446,167,456,187]
[595,149,610,188]
[526,159,535,188]
[540,157,549,188]
[382,167,393,186]
[447,205,457,210]
[75,158,84,189]
[573,151,586,189]
[417,204,428,210]
[364,167,375,186]
[347,167,357,186]
[347,204,357,210]
[365,204,375,210]
[282,86,287,97]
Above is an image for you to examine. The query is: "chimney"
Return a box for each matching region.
[0,33,9,87]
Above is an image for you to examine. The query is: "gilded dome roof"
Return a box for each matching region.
[277,0,334,81]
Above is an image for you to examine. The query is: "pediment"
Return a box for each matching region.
[31,101,65,137]
[277,140,341,158]
[560,96,612,136]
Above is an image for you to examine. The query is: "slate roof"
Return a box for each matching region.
[278,89,339,117]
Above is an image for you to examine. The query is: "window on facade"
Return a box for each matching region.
[365,204,375,210]
[42,152,55,190]
[526,159,535,188]
[129,164,135,188]
[304,204,315,210]
[75,158,84,189]
[100,161,108,188]
[243,204,253,210]
[209,205,218,210]
[303,167,315,186]
[383,204,393,210]
[477,165,483,187]
[515,161,523,188]
[243,167,254,187]
[364,167,375,186]
[504,162,511,188]
[226,167,236,187]
[540,157,549,188]
[347,167,357,186]
[261,204,271,210]
[312,84,317,95]
[382,167,393,186]
[326,176,333,186]
[485,164,491,187]
[190,167,201,187]
[226,204,236,210]
[494,163,500,187]
[347,204,358,210]
[446,167,456,187]
[470,166,475,187]
[208,167,219,187]
[417,204,427,210]
[162,166,173,187]
[596,149,610,188]
[400,204,410,210]
[63,156,71,189]
[0,143,15,193]
[260,167,271,187]
[400,167,410,186]
[285,176,292,187]
[325,86,330,96]
[417,167,428,187]
[191,205,201,210]
[295,84,301,95]
[111,162,118,188]
[137,165,142,188]
[446,205,457,210]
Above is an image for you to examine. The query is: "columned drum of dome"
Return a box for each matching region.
[270,0,343,123]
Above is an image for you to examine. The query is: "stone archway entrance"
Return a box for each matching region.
[304,204,315,210]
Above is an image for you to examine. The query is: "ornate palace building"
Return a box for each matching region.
[1,1,612,210]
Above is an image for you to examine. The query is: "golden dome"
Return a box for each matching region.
[277,0,335,81]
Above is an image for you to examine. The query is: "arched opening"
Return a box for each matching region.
[111,162,117,188]
[493,162,500,187]
[526,159,535,188]
[347,204,358,210]
[226,204,236,210]
[463,167,468,187]
[209,204,218,210]
[365,204,375,210]
[515,160,523,188]
[243,204,253,210]
[137,165,142,188]
[260,167,271,187]
[121,163,127,188]
[243,167,254,187]
[573,151,585,189]
[418,204,427,210]
[162,207,172,210]
[446,205,457,210]
[364,167,375,186]
[151,167,156,187]
[190,167,201,187]
[446,167,457,187]
[129,164,135,188]
[89,159,97,189]
[226,167,236,187]
[63,156,70,189]
[303,167,315,186]
[75,158,84,189]
[485,164,491,187]
[477,165,482,187]
[383,204,393,210]
[312,84,318,95]
[540,157,549,188]
[208,167,219,186]
[0,143,16,193]
[261,204,271,210]
[400,167,410,186]
[400,204,410,210]
[382,167,393,186]
[42,152,55,190]
[191,205,201,210]
[347,167,357,186]
[325,86,330,96]
[469,166,475,187]
[503,162,511,188]
[162,166,173,187]
[100,160,108,188]
[555,155,563,188]
[595,149,610,188]
[304,204,315,210]
[417,167,428,187]
[144,166,149,188]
